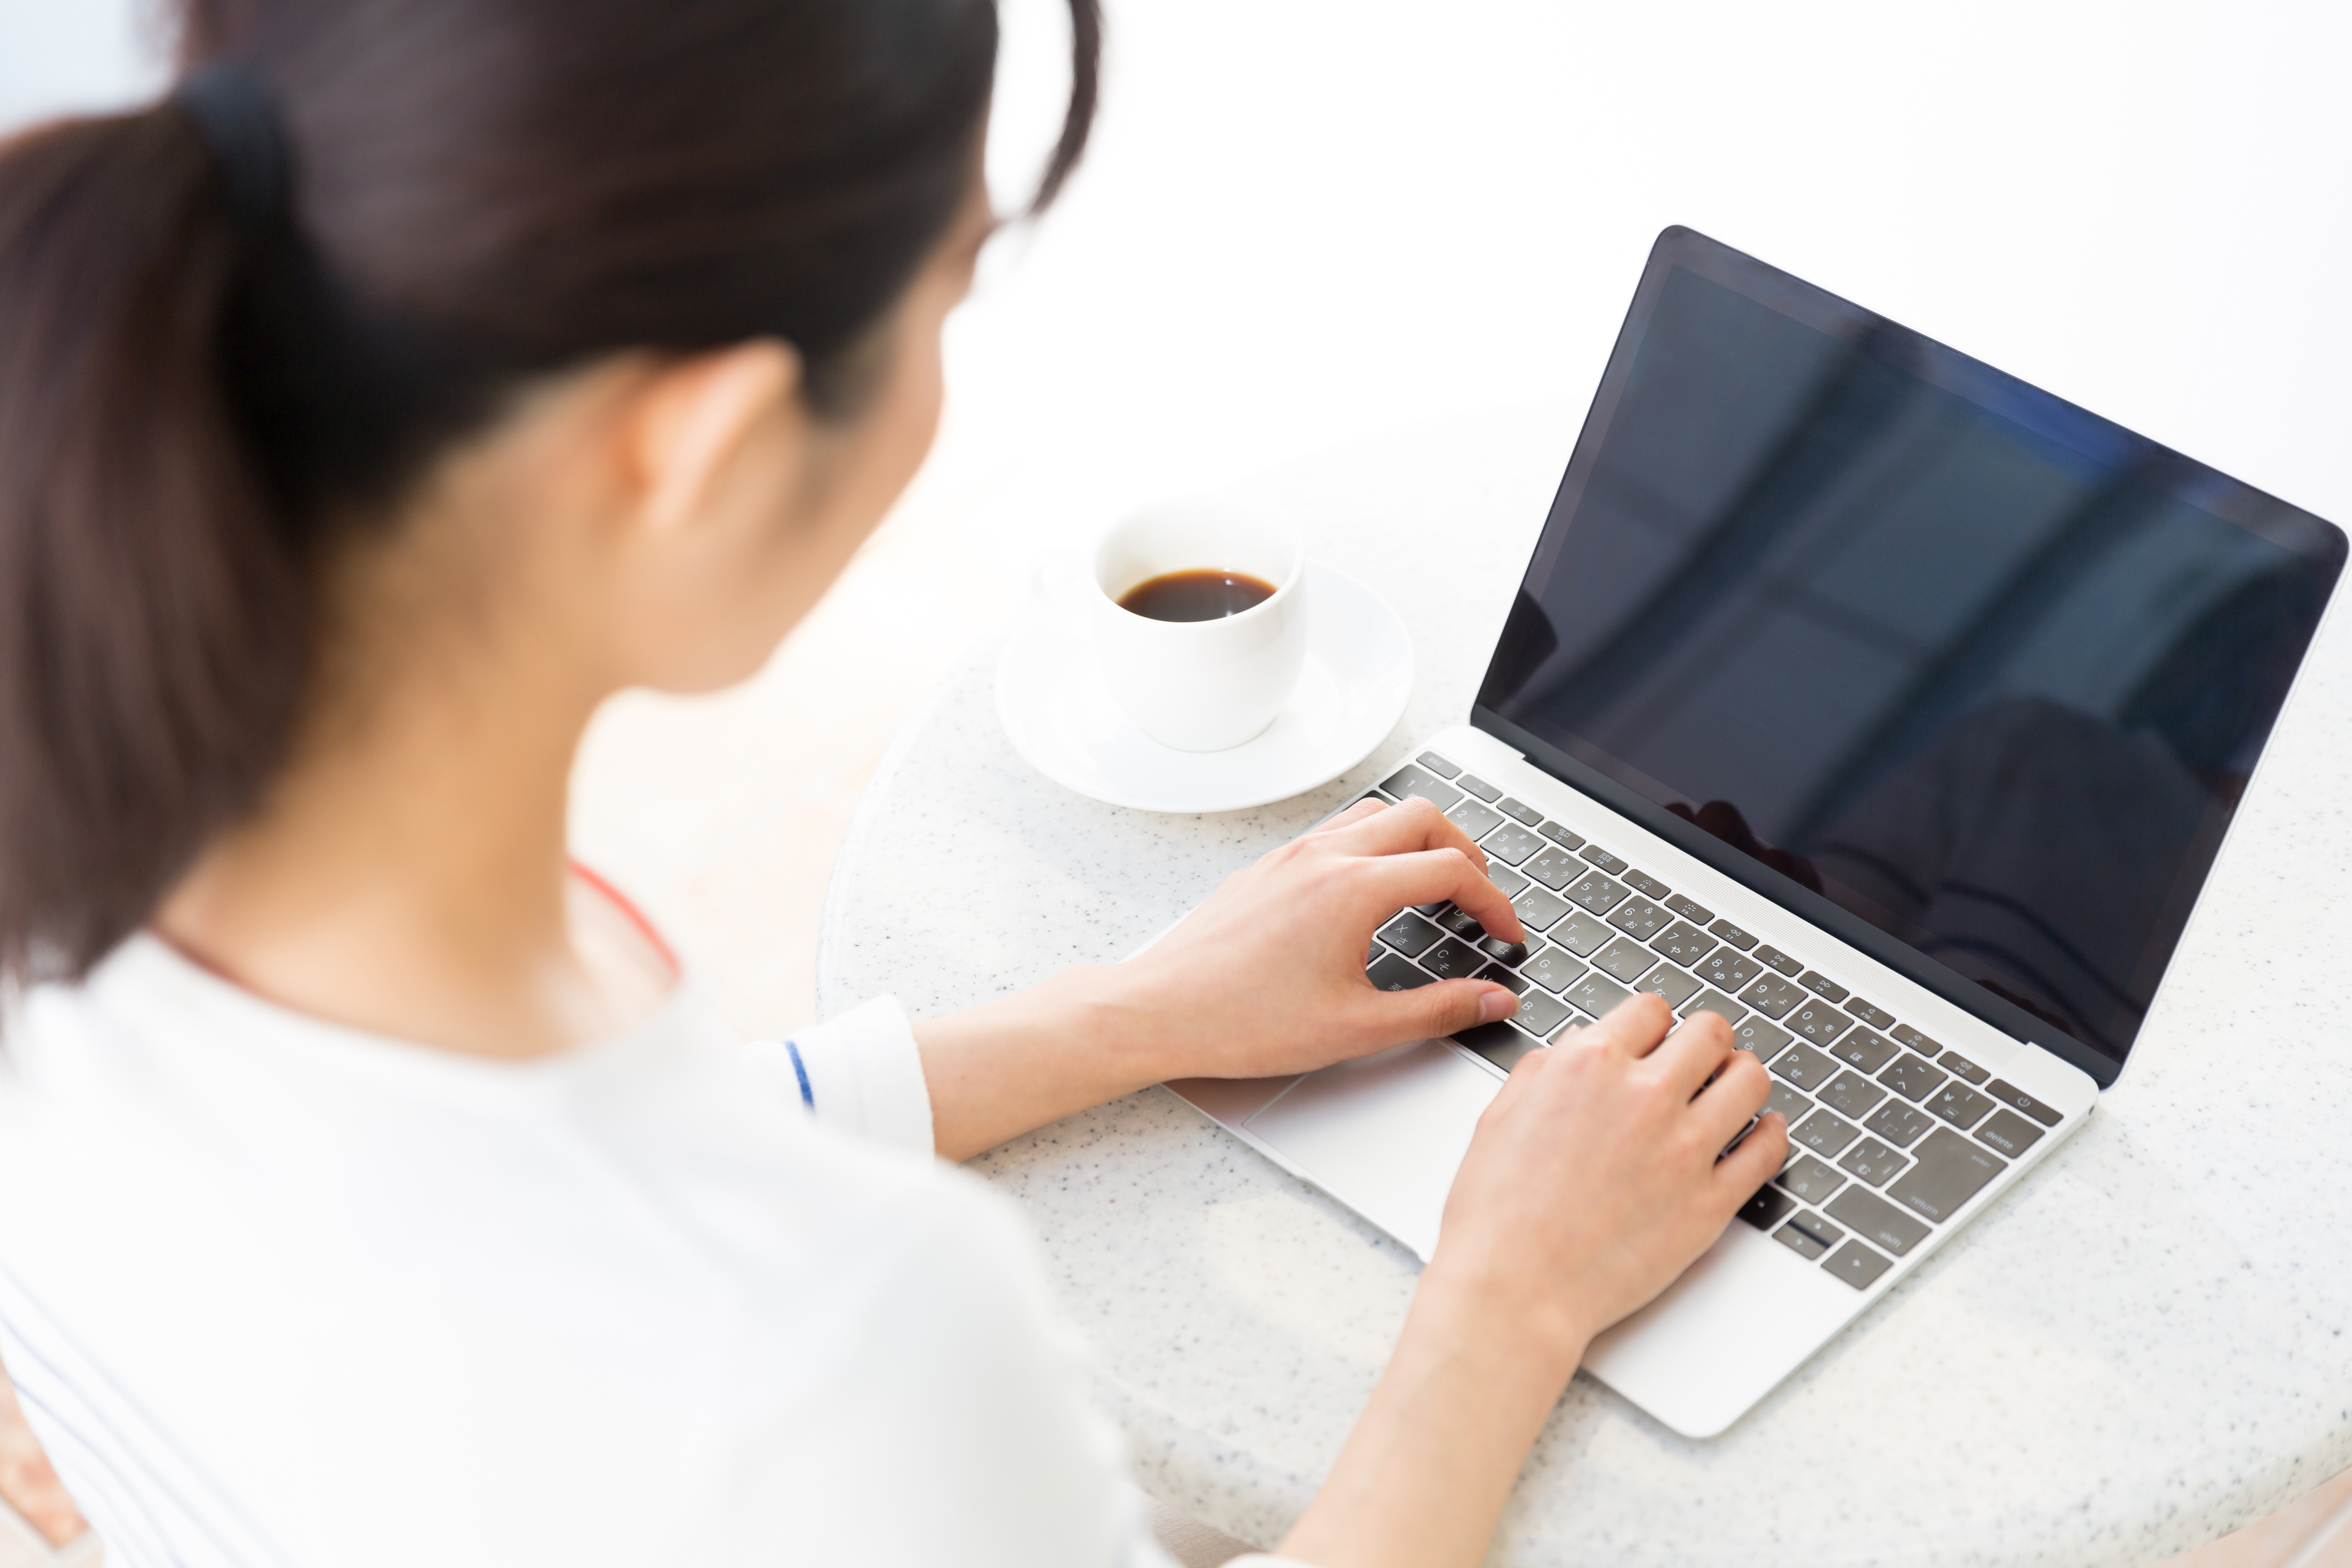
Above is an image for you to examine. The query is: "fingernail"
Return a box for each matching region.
[1479,989,1518,1023]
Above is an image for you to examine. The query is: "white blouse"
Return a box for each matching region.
[0,933,1302,1567]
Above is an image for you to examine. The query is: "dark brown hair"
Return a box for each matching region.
[0,0,1100,987]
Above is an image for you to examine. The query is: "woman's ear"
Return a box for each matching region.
[627,339,804,536]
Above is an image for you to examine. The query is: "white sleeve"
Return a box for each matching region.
[744,996,935,1156]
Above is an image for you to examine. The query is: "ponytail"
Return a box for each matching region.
[0,107,310,984]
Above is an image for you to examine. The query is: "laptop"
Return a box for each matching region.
[1168,225,2345,1438]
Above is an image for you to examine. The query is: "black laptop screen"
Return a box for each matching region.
[1476,230,2343,1070]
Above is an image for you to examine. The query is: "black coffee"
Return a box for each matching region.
[1117,568,1278,622]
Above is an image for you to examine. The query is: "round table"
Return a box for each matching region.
[815,405,2352,1567]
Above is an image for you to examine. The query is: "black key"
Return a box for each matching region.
[1437,906,1485,938]
[1887,1128,2006,1223]
[1520,948,1588,994]
[1376,911,1444,958]
[1784,999,1853,1048]
[1580,845,1630,875]
[1480,823,1544,866]
[1607,896,1672,942]
[1649,921,1718,967]
[1682,988,1748,1026]
[1864,1100,1934,1148]
[1765,1080,1813,1124]
[1985,1079,2062,1127]
[1739,973,1805,1020]
[1564,971,1632,1019]
[1774,1212,1844,1260]
[1622,869,1672,902]
[1891,1023,1943,1057]
[1633,966,1701,1008]
[1708,918,1758,951]
[1514,989,1572,1037]
[1593,935,1659,984]
[1380,764,1462,811]
[1665,893,1715,926]
[1876,1053,1949,1102]
[1446,798,1505,840]
[1939,1051,1989,1085]
[1546,910,1613,957]
[1695,947,1763,994]
[1926,1082,1994,1131]
[1476,934,1532,968]
[1793,1109,1862,1157]
[1496,796,1544,827]
[1771,1043,1840,1091]
[1738,1184,1796,1232]
[1416,751,1462,779]
[1830,1027,1899,1073]
[1522,845,1584,891]
[1795,971,1847,1003]
[1837,1137,1907,1187]
[1734,1017,1793,1061]
[1566,871,1630,915]
[1818,1069,1886,1119]
[1412,900,1449,915]
[1843,998,1896,1030]
[1456,1019,1540,1071]
[1510,885,1570,932]
[1487,864,1530,898]
[1367,953,1435,991]
[1776,1154,1845,1204]
[1474,962,1530,995]
[1823,1241,1893,1290]
[1421,938,1484,981]
[1975,1108,2045,1157]
[1538,821,1587,850]
[1826,1186,1931,1255]
[1755,944,1804,977]
[1456,773,1503,803]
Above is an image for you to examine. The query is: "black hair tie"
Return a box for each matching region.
[172,61,292,230]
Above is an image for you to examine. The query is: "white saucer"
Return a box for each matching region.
[996,562,1414,813]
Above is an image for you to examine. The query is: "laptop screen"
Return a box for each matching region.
[1476,228,2343,1072]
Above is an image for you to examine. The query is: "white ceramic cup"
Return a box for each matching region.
[1085,499,1310,752]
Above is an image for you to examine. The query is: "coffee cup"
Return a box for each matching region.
[1082,499,1310,752]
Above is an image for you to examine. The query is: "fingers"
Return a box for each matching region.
[1358,975,1518,1045]
[1647,1007,1738,1096]
[1713,1109,1790,1204]
[1581,991,1676,1056]
[1305,797,1391,839]
[1358,849,1526,944]
[1687,1042,1773,1149]
[1324,794,1488,868]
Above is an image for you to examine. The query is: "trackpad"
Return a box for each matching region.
[1243,1041,1500,1261]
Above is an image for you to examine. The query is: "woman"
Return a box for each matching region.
[0,2,1786,1564]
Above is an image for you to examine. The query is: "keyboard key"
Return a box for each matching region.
[1479,824,1544,866]
[1926,1082,1994,1130]
[1437,906,1485,938]
[1476,935,1532,968]
[1938,1051,1989,1085]
[1546,910,1613,957]
[1367,953,1435,991]
[1739,973,1805,1020]
[1580,845,1630,875]
[1380,764,1462,811]
[1737,1184,1796,1232]
[1708,918,1758,951]
[1521,844,1584,891]
[1797,971,1849,1004]
[1607,896,1672,942]
[1473,962,1530,994]
[1755,944,1804,977]
[1376,911,1444,958]
[1593,936,1658,983]
[1487,864,1530,898]
[1538,821,1586,849]
[1456,1020,1540,1071]
[1734,1017,1793,1060]
[1777,1154,1846,1204]
[1521,948,1588,994]
[1622,869,1672,901]
[1785,999,1853,1047]
[1830,1027,1899,1073]
[1823,1241,1892,1289]
[1765,1080,1813,1123]
[1682,988,1748,1026]
[1412,899,1449,915]
[1422,938,1484,981]
[1837,1137,1907,1187]
[1826,1186,1931,1255]
[1876,1053,1949,1102]
[1665,893,1715,926]
[1775,1211,1844,1259]
[1566,871,1630,915]
[1794,1109,1861,1158]
[1510,885,1570,932]
[1446,799,1505,840]
[1416,751,1462,779]
[1496,796,1543,826]
[1843,998,1896,1030]
[1975,1108,2045,1157]
[1633,966,1701,1008]
[1456,773,1502,802]
[1649,921,1718,967]
[1891,1023,1944,1057]
[1564,971,1632,1019]
[1864,1101,1934,1148]
[1818,1069,1886,1119]
[1887,1128,2006,1223]
[1985,1079,2062,1126]
[1771,1044,1840,1091]
[1515,989,1572,1037]
[1695,947,1763,994]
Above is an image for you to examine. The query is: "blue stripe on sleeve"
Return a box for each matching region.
[784,1039,814,1109]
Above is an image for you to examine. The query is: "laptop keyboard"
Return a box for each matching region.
[1365,751,2066,1292]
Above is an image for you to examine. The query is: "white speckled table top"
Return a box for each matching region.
[815,405,2352,1566]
